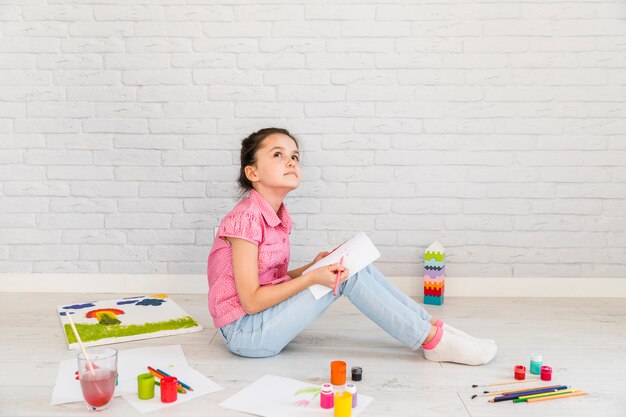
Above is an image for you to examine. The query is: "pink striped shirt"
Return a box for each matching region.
[207,189,293,328]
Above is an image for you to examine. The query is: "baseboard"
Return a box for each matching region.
[2,273,625,297]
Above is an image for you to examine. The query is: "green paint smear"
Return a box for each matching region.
[65,316,199,344]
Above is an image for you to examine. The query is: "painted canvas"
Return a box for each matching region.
[57,294,203,349]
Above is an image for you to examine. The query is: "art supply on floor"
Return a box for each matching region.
[351,366,362,381]
[472,378,539,388]
[58,294,202,350]
[489,385,569,403]
[320,384,334,409]
[331,361,347,386]
[423,241,445,305]
[346,384,357,408]
[66,314,96,376]
[148,366,186,394]
[160,376,178,403]
[526,391,587,403]
[472,384,564,399]
[137,373,155,400]
[157,368,194,391]
[514,365,526,380]
[514,389,578,403]
[219,375,374,417]
[530,353,543,375]
[540,366,552,381]
[334,391,352,417]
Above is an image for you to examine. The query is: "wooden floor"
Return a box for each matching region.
[1,293,624,417]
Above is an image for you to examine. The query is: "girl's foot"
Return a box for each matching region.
[422,327,497,366]
[433,319,496,346]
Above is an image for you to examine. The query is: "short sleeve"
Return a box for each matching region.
[217,210,263,246]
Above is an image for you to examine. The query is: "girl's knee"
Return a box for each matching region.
[227,344,282,358]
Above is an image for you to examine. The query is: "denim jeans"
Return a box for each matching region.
[218,264,433,358]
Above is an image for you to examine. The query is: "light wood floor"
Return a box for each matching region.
[1,293,624,417]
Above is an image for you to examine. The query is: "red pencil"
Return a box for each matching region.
[333,256,345,296]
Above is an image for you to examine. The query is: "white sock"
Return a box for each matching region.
[423,329,497,366]
[443,323,497,346]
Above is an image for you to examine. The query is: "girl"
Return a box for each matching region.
[207,128,497,365]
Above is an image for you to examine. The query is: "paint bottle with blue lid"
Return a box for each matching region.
[530,353,543,375]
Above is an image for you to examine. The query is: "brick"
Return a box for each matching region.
[22,6,92,21]
[12,245,79,261]
[164,5,232,21]
[27,102,93,118]
[4,181,69,196]
[62,230,126,244]
[83,118,148,133]
[93,5,164,21]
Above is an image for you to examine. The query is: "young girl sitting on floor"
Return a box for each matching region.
[207,128,497,365]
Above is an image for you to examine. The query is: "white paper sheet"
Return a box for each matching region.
[219,375,373,417]
[50,344,223,413]
[304,232,380,300]
[123,365,223,413]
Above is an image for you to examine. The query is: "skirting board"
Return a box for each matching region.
[2,273,626,297]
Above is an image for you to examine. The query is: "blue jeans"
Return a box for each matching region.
[218,264,433,358]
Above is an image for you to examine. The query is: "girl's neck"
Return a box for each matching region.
[253,186,287,213]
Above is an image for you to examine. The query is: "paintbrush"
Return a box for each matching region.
[471,384,563,399]
[472,378,539,388]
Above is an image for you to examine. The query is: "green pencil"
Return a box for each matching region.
[513,389,577,403]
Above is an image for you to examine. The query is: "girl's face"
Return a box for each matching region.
[245,133,301,193]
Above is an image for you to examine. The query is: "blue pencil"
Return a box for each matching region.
[490,385,568,402]
[156,368,194,391]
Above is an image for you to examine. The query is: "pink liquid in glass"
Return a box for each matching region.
[80,369,116,408]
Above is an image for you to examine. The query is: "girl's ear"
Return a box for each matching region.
[244,165,258,183]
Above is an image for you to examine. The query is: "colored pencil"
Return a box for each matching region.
[473,378,539,388]
[513,389,578,403]
[333,255,344,296]
[527,391,587,403]
[489,386,569,403]
[147,366,186,394]
[154,380,186,394]
[157,368,193,391]
[472,384,564,399]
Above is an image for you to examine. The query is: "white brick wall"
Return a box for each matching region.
[1,1,625,279]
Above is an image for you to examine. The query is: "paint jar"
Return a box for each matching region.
[540,366,552,381]
[514,365,526,380]
[331,361,347,386]
[320,383,334,409]
[351,366,362,381]
[137,373,155,400]
[530,353,543,375]
[160,376,178,403]
[334,391,352,417]
[346,383,357,408]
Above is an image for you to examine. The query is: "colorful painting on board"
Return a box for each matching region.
[57,294,203,349]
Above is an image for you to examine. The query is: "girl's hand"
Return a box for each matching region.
[307,263,349,288]
[312,251,330,264]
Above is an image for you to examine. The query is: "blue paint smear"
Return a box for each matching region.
[135,299,166,306]
[116,300,139,305]
[62,303,95,310]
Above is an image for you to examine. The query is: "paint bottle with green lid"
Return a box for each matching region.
[530,353,543,375]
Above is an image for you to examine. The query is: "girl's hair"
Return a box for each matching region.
[238,127,299,193]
